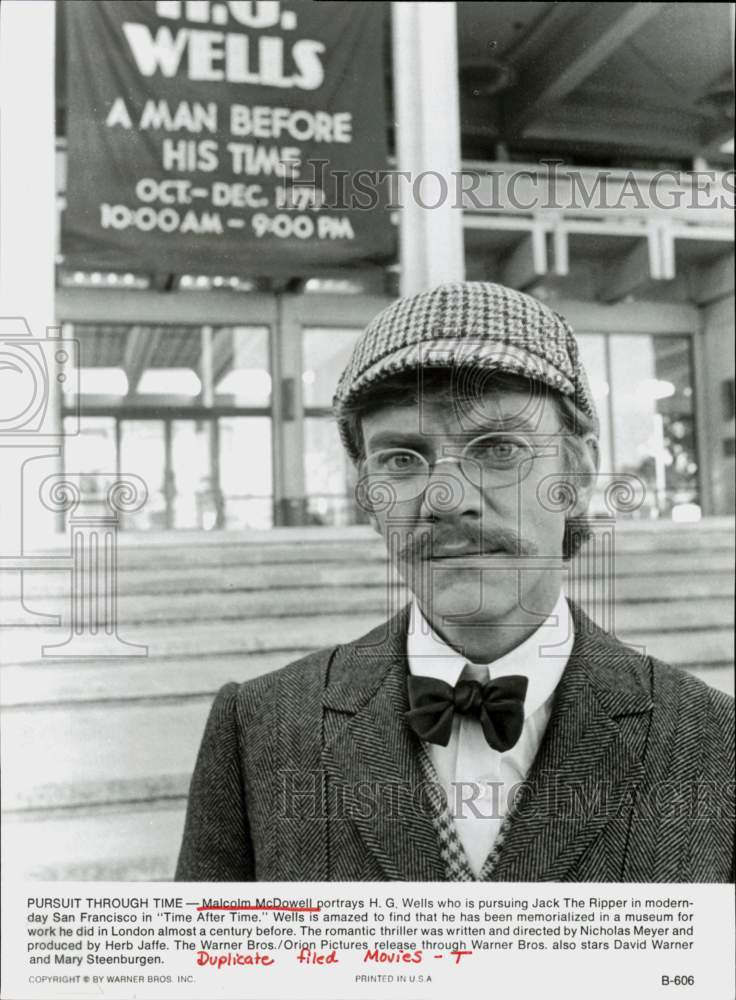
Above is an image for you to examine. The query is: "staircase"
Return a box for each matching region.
[1,518,733,880]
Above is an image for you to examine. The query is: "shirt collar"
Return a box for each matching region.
[407,591,573,717]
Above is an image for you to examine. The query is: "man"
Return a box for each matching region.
[176,281,734,883]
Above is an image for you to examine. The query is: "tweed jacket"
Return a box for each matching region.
[175,602,734,882]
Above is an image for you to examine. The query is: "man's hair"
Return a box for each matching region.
[341,367,598,560]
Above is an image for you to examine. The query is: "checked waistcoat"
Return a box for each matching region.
[415,740,514,881]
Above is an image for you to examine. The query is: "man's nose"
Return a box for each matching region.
[418,458,483,520]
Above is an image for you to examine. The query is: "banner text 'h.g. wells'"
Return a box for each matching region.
[62,1,392,276]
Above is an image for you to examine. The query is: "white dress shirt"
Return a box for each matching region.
[407,591,574,876]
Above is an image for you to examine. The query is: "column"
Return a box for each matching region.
[272,293,307,525]
[391,1,465,295]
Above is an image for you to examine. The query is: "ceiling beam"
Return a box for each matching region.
[501,230,548,290]
[501,3,580,67]
[211,326,234,385]
[521,101,702,158]
[503,2,666,138]
[597,236,660,303]
[123,326,160,395]
[687,252,735,306]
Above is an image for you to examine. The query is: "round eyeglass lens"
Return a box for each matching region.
[459,432,536,486]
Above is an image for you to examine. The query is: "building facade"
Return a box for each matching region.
[52,1,735,531]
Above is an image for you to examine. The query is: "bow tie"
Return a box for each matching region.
[406,672,529,752]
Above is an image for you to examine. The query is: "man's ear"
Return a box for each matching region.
[569,434,599,517]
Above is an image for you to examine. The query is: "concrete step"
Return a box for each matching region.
[23,518,735,559]
[2,700,210,812]
[4,654,733,822]
[2,801,184,881]
[6,550,735,603]
[81,528,736,568]
[2,580,734,626]
[2,618,733,707]
[3,652,733,716]
[3,574,733,632]
[0,650,313,708]
[2,603,733,667]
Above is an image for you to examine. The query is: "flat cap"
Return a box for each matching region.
[333,281,598,459]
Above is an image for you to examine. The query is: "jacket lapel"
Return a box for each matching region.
[322,608,447,881]
[490,603,653,881]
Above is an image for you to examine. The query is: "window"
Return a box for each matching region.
[213,326,270,406]
[61,324,273,530]
[302,327,362,408]
[302,327,364,525]
[608,335,698,519]
[578,332,698,520]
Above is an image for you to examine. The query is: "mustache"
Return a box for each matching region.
[393,523,539,562]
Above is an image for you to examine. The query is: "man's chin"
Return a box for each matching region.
[410,564,522,624]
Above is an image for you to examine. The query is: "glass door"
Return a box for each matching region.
[218,416,273,529]
[171,420,217,529]
[119,420,168,530]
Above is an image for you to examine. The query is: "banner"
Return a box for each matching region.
[62,1,392,276]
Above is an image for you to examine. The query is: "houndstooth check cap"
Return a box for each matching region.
[333,281,599,460]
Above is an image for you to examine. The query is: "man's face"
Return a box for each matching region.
[360,378,583,637]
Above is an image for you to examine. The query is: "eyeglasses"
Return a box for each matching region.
[360,431,559,502]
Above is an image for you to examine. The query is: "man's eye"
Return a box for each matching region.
[490,441,517,460]
[374,451,423,472]
[470,438,526,465]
